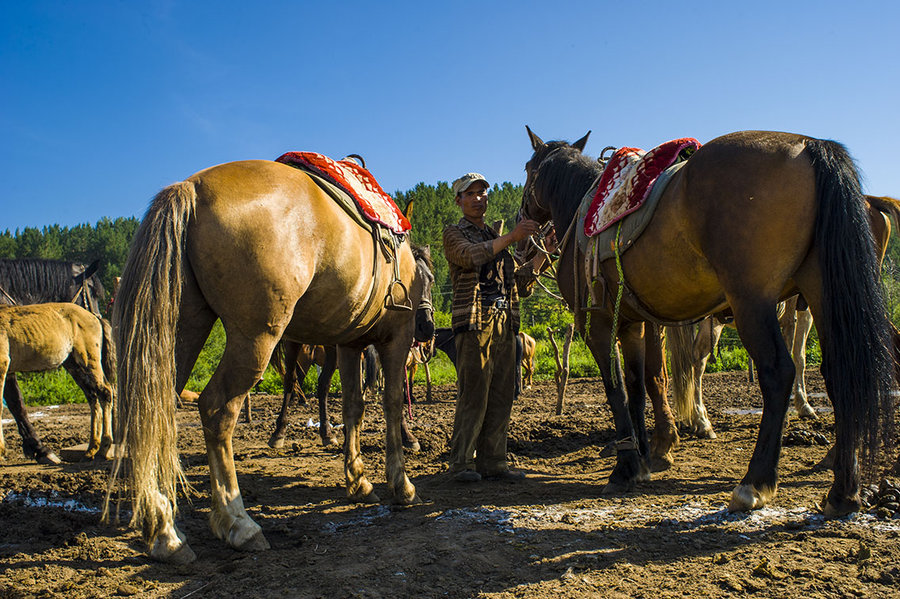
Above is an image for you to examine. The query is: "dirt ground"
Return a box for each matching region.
[2,370,899,599]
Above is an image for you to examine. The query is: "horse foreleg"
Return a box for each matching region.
[372,342,418,504]
[729,301,794,512]
[2,374,60,464]
[619,323,652,482]
[644,323,678,471]
[339,347,378,503]
[584,316,644,494]
[317,347,339,447]
[268,341,303,448]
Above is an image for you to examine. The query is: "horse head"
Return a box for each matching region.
[72,259,106,316]
[517,126,592,261]
[411,244,435,342]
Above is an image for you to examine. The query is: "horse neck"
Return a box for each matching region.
[543,156,599,237]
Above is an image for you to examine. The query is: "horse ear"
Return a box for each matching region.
[526,125,545,151]
[572,131,591,152]
[403,199,414,221]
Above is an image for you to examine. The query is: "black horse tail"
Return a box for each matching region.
[99,317,116,389]
[362,345,381,396]
[807,138,895,473]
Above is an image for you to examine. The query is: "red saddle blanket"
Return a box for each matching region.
[583,138,700,237]
[276,151,411,234]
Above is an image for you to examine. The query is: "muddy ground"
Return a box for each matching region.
[1,370,899,599]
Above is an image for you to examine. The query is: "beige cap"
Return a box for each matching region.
[452,172,489,196]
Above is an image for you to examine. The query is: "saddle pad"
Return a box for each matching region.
[276,151,411,234]
[584,138,700,237]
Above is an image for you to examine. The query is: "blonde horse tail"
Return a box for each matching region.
[104,181,196,543]
[666,323,696,424]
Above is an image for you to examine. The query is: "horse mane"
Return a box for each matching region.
[0,258,101,305]
[532,141,604,226]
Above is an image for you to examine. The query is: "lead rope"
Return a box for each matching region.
[609,221,625,387]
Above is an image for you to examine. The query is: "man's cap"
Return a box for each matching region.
[452,173,489,196]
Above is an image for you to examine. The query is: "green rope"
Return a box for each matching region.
[609,221,625,387]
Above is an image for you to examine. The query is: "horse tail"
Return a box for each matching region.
[806,139,895,472]
[866,195,900,232]
[99,317,116,388]
[104,181,196,542]
[362,345,380,395]
[269,339,287,378]
[666,324,696,422]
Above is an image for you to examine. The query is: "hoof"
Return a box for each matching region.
[37,452,62,466]
[321,436,340,448]
[601,479,634,495]
[236,530,271,552]
[821,493,861,518]
[729,483,775,512]
[650,453,675,472]
[403,441,421,453]
[150,538,197,564]
[394,493,422,506]
[797,404,818,420]
[268,436,285,449]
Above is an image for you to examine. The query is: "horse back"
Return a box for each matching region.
[611,131,819,321]
[183,160,419,346]
[0,303,101,372]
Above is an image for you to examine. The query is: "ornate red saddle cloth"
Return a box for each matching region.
[583,138,701,237]
[276,151,411,235]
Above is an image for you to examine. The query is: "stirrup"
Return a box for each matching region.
[385,280,412,311]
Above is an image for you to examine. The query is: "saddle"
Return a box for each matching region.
[276,151,411,235]
[277,151,413,311]
[571,138,701,326]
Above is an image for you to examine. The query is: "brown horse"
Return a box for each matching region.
[520,128,895,518]
[109,159,434,564]
[669,195,900,439]
[0,303,115,461]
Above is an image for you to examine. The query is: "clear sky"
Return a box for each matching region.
[2,1,898,231]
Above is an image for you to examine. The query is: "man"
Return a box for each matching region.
[442,172,546,482]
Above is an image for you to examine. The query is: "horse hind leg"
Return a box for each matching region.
[2,374,61,464]
[268,340,303,449]
[729,300,795,512]
[199,330,279,552]
[790,307,816,419]
[317,347,339,447]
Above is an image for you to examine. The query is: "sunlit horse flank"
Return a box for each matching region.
[0,257,108,464]
[109,159,434,564]
[520,127,895,518]
[668,195,900,439]
[0,303,115,461]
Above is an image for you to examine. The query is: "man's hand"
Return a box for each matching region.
[510,218,541,242]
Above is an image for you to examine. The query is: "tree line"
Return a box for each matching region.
[0,182,570,329]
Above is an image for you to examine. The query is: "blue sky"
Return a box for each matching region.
[2,1,898,230]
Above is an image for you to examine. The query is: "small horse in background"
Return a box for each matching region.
[668,194,900,439]
[518,331,536,390]
[405,338,435,403]
[0,303,115,461]
[268,343,389,448]
[111,158,434,563]
[0,258,107,464]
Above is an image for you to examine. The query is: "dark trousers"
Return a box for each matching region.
[448,309,516,475]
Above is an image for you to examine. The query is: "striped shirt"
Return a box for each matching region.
[443,217,536,334]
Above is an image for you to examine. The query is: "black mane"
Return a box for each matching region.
[531,141,603,227]
[0,257,105,307]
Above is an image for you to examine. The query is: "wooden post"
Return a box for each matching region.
[547,324,576,415]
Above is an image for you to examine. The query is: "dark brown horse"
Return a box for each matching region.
[0,258,107,464]
[520,128,895,517]
[109,159,434,564]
